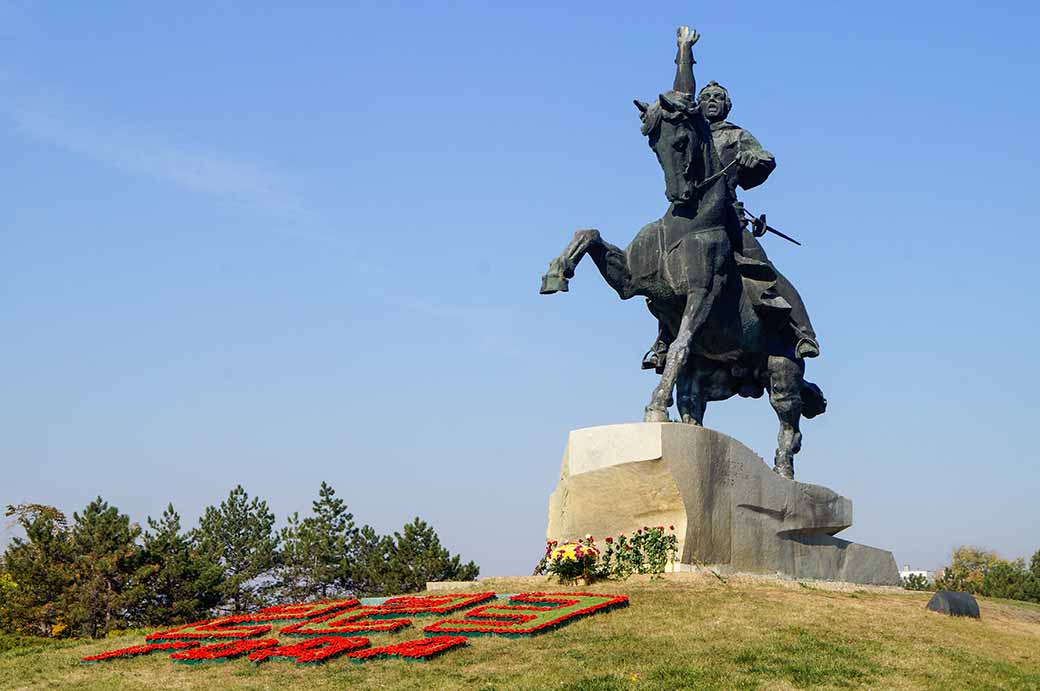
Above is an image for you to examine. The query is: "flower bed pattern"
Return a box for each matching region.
[83,591,628,668]
[170,639,279,664]
[249,636,371,665]
[147,599,359,641]
[81,641,200,663]
[281,592,496,636]
[423,593,629,637]
[346,635,468,662]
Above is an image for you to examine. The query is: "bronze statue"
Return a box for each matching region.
[540,27,825,479]
[643,78,819,372]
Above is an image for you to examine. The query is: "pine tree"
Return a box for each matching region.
[352,525,395,597]
[276,480,361,599]
[63,497,147,638]
[277,482,359,601]
[306,482,360,596]
[137,504,222,626]
[192,486,279,614]
[383,518,479,594]
[0,505,73,636]
[276,511,310,603]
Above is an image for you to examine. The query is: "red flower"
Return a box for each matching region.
[669,525,675,530]
[605,537,613,544]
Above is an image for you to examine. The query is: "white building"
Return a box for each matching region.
[899,564,932,581]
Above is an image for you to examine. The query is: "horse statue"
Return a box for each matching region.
[538,27,825,479]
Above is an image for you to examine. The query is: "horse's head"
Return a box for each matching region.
[635,92,714,204]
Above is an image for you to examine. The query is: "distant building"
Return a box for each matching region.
[899,564,932,581]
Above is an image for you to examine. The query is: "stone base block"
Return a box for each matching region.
[546,423,900,586]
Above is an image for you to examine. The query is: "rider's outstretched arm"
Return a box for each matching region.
[673,27,699,95]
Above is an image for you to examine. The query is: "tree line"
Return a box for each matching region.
[903,545,1040,603]
[931,546,1040,602]
[0,482,478,638]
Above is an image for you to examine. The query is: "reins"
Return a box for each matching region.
[693,158,737,191]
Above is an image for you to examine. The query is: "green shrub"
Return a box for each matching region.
[902,573,932,591]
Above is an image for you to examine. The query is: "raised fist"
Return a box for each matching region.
[676,26,700,47]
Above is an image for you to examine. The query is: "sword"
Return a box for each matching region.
[740,208,802,246]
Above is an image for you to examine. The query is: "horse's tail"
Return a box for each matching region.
[800,380,827,419]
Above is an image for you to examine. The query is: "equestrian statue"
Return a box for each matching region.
[539,26,826,479]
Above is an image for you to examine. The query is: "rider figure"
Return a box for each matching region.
[642,79,820,371]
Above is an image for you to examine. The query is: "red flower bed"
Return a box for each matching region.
[248,636,370,665]
[424,592,629,637]
[147,599,360,641]
[83,590,630,669]
[371,592,496,615]
[256,599,360,620]
[146,615,275,641]
[346,635,468,662]
[81,641,199,663]
[281,609,412,636]
[282,592,497,636]
[169,639,278,664]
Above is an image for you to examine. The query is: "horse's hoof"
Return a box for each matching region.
[643,407,670,423]
[796,337,820,359]
[540,273,569,294]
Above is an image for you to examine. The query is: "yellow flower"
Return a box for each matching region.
[551,541,599,562]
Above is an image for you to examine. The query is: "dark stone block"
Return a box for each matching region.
[926,590,980,619]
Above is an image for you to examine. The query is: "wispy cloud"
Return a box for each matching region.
[5,83,312,220]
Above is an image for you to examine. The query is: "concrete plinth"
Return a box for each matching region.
[546,423,900,586]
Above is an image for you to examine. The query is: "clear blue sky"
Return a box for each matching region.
[2,2,1038,576]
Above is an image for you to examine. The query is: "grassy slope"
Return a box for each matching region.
[2,575,1039,691]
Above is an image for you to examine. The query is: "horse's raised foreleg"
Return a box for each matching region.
[644,278,725,422]
[767,355,804,479]
[540,229,632,298]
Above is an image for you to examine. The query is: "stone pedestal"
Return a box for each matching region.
[546,423,900,585]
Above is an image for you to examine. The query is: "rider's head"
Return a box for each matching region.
[697,81,731,123]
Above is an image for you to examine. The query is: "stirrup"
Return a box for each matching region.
[641,350,667,374]
[641,349,660,370]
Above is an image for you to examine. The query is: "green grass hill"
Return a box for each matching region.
[2,574,1038,690]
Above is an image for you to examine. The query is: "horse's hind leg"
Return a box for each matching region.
[676,369,705,425]
[767,355,804,479]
